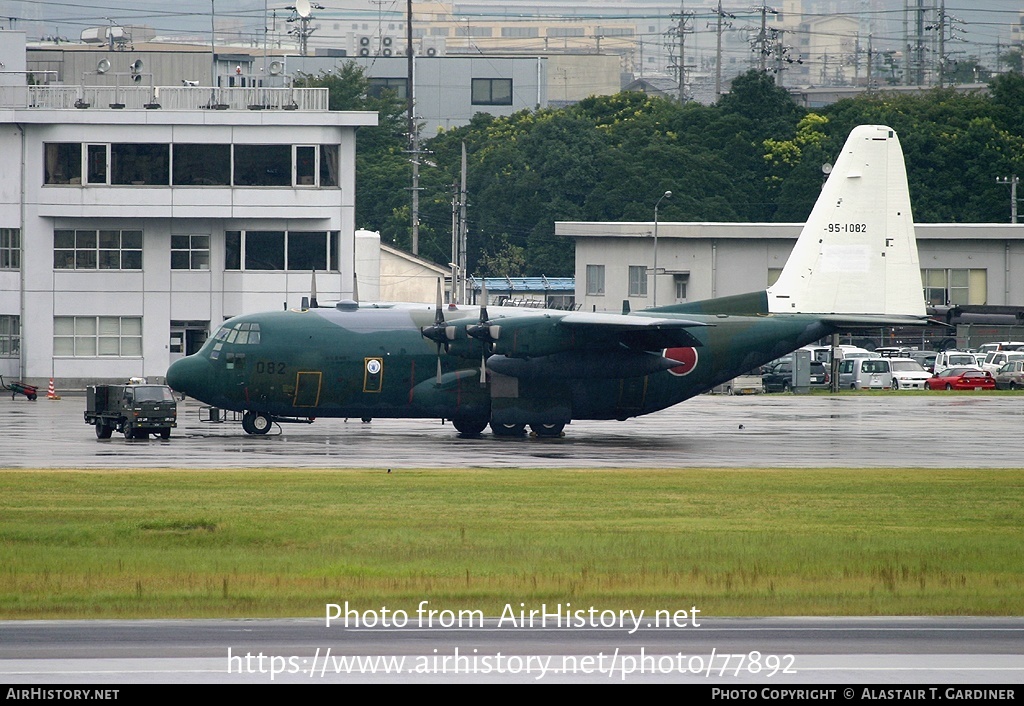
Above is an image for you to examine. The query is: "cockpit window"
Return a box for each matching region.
[211,322,261,348]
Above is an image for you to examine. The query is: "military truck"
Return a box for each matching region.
[84,382,177,439]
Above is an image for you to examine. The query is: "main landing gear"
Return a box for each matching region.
[452,419,566,438]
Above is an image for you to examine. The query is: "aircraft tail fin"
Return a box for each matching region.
[767,125,926,317]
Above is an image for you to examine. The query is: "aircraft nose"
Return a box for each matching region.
[166,354,211,399]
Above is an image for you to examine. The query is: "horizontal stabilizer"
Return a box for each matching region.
[819,314,933,329]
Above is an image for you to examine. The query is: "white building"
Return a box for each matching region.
[0,32,377,389]
[557,220,1024,314]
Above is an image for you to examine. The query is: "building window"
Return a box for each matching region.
[54,316,142,357]
[226,231,241,270]
[628,265,647,297]
[226,230,339,271]
[86,144,109,185]
[53,229,142,270]
[368,77,409,100]
[471,78,513,106]
[922,268,987,306]
[674,274,689,301]
[111,144,170,185]
[295,145,317,186]
[173,144,231,185]
[233,145,292,186]
[44,143,82,184]
[320,145,339,187]
[246,230,286,270]
[0,229,19,269]
[547,27,585,37]
[171,234,210,270]
[586,264,605,296]
[0,315,19,357]
[502,27,538,38]
[457,26,493,37]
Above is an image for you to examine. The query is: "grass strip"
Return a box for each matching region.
[0,467,1021,619]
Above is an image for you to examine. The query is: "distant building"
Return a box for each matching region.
[1,31,376,389]
[557,220,1024,315]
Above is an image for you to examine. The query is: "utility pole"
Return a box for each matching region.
[715,0,723,97]
[866,33,873,91]
[406,0,420,254]
[671,2,693,103]
[997,175,1019,224]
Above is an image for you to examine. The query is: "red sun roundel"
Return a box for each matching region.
[664,347,699,376]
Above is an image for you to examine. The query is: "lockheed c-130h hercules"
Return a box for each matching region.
[166,125,928,437]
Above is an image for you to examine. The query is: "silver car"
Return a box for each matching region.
[994,360,1024,390]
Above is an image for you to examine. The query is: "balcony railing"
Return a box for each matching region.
[0,85,329,111]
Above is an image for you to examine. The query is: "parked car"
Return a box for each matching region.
[994,360,1024,390]
[981,351,1024,375]
[977,341,1024,355]
[933,350,980,374]
[837,357,893,390]
[762,360,829,392]
[925,367,995,391]
[874,346,912,358]
[907,350,937,373]
[888,358,932,390]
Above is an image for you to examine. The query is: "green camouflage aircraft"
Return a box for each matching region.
[166,125,928,437]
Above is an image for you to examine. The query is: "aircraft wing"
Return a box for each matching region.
[558,313,709,350]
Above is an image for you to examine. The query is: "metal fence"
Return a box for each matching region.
[0,85,329,111]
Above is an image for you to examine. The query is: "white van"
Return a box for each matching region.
[977,341,1024,355]
[982,351,1024,375]
[934,350,981,373]
[803,345,872,364]
[837,358,893,390]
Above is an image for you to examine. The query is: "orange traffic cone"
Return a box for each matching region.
[47,378,61,400]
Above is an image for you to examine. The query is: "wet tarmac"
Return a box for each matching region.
[2,391,1022,469]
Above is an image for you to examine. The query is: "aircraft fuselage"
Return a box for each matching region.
[166,303,831,430]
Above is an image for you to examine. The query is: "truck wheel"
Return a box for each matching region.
[123,423,133,439]
[95,423,112,439]
[159,428,171,439]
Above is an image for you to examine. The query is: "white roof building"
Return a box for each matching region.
[0,31,377,389]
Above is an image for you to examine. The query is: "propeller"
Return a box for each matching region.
[420,278,448,384]
[467,280,494,384]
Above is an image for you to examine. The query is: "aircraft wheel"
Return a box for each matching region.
[243,411,273,435]
[452,418,487,436]
[491,422,526,437]
[95,423,112,439]
[530,422,565,438]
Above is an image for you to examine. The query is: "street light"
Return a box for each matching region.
[996,175,1019,224]
[652,190,672,307]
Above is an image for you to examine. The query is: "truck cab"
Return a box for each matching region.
[85,382,177,439]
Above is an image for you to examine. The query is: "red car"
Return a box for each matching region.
[926,367,996,391]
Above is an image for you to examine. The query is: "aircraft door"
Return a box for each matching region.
[293,371,323,407]
[616,376,648,414]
